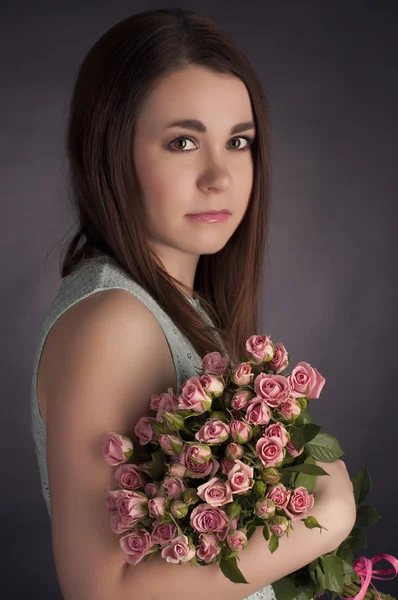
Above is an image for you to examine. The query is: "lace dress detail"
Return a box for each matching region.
[30,256,277,600]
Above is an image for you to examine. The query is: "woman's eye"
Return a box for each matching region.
[167,135,254,152]
[169,137,197,151]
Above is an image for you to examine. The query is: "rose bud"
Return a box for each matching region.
[168,462,187,478]
[161,411,185,432]
[255,497,276,519]
[102,432,134,466]
[170,500,189,519]
[225,442,244,460]
[231,390,253,411]
[183,487,199,506]
[270,515,290,537]
[252,480,267,497]
[268,342,289,374]
[230,420,252,444]
[261,467,281,485]
[227,529,248,552]
[230,362,253,386]
[199,374,225,397]
[159,434,184,456]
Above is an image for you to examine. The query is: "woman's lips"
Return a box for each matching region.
[185,212,231,223]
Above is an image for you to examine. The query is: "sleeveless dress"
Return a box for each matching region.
[30,256,276,600]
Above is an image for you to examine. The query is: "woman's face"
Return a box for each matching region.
[133,64,255,260]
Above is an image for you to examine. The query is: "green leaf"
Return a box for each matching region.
[272,577,301,600]
[308,558,319,573]
[355,504,382,528]
[150,448,166,480]
[295,455,317,492]
[305,432,344,462]
[351,466,371,506]
[344,527,367,550]
[291,424,323,451]
[315,564,327,594]
[338,546,354,567]
[320,555,345,593]
[246,521,256,541]
[219,556,249,584]
[262,524,270,541]
[281,463,330,476]
[269,535,279,553]
[294,407,313,426]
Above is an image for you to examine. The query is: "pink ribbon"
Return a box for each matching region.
[342,554,398,600]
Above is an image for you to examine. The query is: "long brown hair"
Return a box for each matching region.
[58,8,272,366]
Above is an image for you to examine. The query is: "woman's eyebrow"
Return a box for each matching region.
[165,119,256,135]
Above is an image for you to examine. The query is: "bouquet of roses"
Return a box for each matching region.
[101,334,397,600]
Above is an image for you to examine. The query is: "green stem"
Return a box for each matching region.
[343,581,393,600]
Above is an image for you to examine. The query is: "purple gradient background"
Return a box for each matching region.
[1,1,397,597]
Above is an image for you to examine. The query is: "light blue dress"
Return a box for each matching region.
[30,256,276,600]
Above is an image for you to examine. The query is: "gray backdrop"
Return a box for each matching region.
[1,1,397,597]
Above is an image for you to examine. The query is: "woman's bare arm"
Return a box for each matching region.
[114,482,355,600]
[45,288,356,600]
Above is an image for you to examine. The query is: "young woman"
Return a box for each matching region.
[30,8,356,600]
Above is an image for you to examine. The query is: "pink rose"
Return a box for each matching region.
[226,528,248,551]
[227,459,254,494]
[263,422,289,447]
[134,416,158,445]
[231,390,252,411]
[202,351,229,376]
[197,476,233,506]
[179,444,218,479]
[144,482,161,498]
[245,399,272,425]
[230,420,252,444]
[195,420,230,444]
[163,476,186,500]
[256,437,285,468]
[190,503,229,533]
[270,515,290,537]
[196,532,221,563]
[101,433,134,466]
[246,334,274,364]
[151,519,178,546]
[255,497,276,519]
[198,374,225,396]
[178,377,211,413]
[278,399,301,421]
[119,527,153,566]
[220,457,236,475]
[106,489,148,533]
[150,388,180,421]
[287,361,325,400]
[231,362,253,386]
[286,439,304,458]
[254,373,291,407]
[268,342,289,374]
[148,496,167,518]
[225,442,244,461]
[284,486,315,520]
[161,534,196,564]
[266,483,291,509]
[114,464,146,490]
[216,516,238,542]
